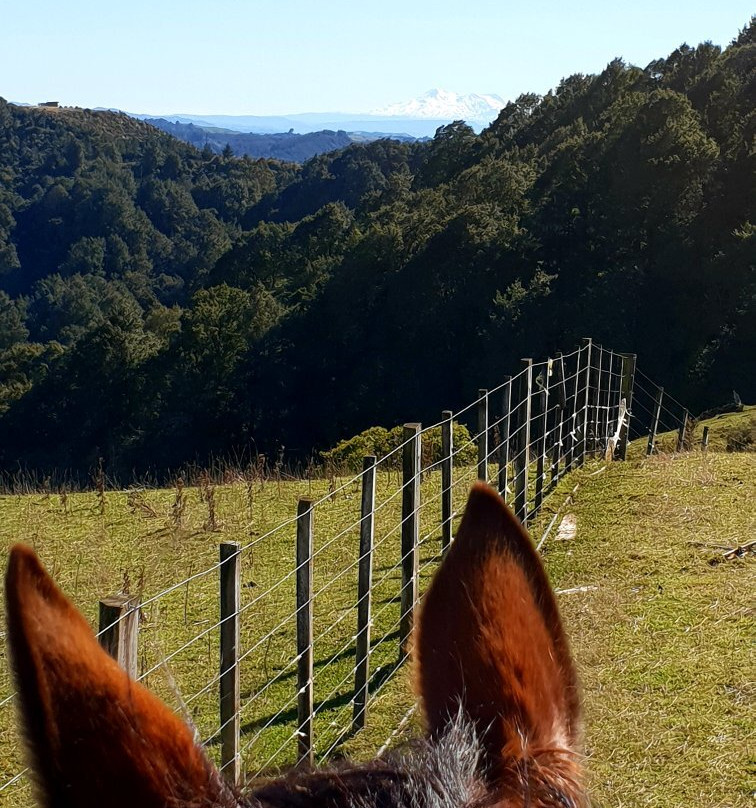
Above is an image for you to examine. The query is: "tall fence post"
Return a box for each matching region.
[593,345,603,457]
[701,426,710,451]
[677,410,689,453]
[618,353,637,460]
[477,389,488,482]
[550,354,567,488]
[565,350,578,471]
[400,423,421,662]
[579,338,593,463]
[578,337,593,466]
[296,498,314,767]
[219,541,241,784]
[533,372,548,515]
[498,377,512,499]
[601,351,614,448]
[605,351,619,445]
[353,456,376,732]
[647,386,664,456]
[513,359,532,524]
[98,595,139,678]
[440,411,453,554]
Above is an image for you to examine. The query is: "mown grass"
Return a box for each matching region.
[0,460,482,804]
[531,447,754,806]
[0,411,753,806]
[627,404,756,458]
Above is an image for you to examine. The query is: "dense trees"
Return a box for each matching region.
[146,118,356,164]
[0,22,753,478]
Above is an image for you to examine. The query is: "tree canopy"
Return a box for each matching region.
[0,22,753,478]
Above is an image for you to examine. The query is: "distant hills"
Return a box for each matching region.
[143,118,423,163]
[12,90,504,162]
[129,89,506,139]
[132,111,444,138]
[134,90,504,162]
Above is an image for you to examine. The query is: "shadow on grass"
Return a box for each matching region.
[240,658,405,772]
[238,629,401,696]
[206,632,402,746]
[375,564,402,574]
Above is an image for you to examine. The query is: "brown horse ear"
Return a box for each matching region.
[415,483,581,783]
[5,544,232,808]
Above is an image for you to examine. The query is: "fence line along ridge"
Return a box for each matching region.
[1,339,699,797]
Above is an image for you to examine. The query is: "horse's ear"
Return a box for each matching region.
[415,483,581,784]
[5,544,231,808]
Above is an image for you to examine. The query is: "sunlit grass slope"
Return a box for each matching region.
[532,447,754,806]
[0,409,753,806]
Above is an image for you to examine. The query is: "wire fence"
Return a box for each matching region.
[0,338,723,798]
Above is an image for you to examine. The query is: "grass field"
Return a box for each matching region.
[535,450,754,806]
[0,458,482,803]
[0,410,753,806]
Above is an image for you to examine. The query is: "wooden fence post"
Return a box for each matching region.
[576,339,592,466]
[550,354,567,488]
[98,595,139,678]
[565,350,578,471]
[498,377,512,500]
[296,498,314,767]
[400,423,421,662]
[353,456,376,732]
[593,344,603,457]
[647,386,664,456]
[701,426,709,451]
[533,383,547,515]
[606,351,619,441]
[601,351,614,448]
[618,353,636,460]
[441,411,453,554]
[677,410,689,453]
[477,389,488,482]
[219,541,241,784]
[513,359,532,524]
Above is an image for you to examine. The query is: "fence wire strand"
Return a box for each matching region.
[4,343,719,794]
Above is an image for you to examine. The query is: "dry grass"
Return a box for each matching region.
[0,462,481,803]
[531,449,755,807]
[628,404,756,458]
[0,421,753,806]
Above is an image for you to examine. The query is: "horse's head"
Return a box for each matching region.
[5,482,585,807]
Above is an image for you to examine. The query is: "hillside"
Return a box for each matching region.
[145,118,355,163]
[536,447,753,805]
[143,118,425,163]
[0,102,295,300]
[351,450,755,807]
[0,21,754,477]
[0,418,753,807]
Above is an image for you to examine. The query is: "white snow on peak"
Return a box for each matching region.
[370,89,505,121]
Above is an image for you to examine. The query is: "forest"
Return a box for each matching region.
[0,22,753,479]
[144,118,358,163]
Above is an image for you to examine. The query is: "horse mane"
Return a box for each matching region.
[246,732,583,808]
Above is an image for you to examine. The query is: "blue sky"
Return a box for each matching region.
[2,1,752,114]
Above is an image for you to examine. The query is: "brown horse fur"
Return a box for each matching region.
[5,482,587,808]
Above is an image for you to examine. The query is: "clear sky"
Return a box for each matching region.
[2,1,752,115]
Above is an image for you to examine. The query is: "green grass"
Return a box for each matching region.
[696,404,756,452]
[0,413,753,806]
[0,461,482,802]
[531,448,754,806]
[628,404,756,458]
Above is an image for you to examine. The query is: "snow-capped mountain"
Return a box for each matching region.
[370,89,505,122]
[121,89,507,139]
